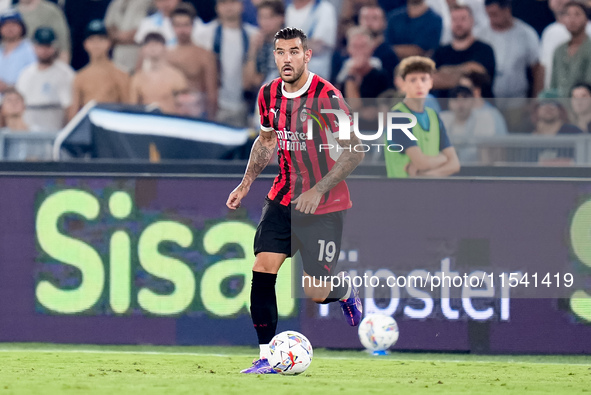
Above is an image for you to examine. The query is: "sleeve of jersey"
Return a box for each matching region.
[322,90,354,139]
[258,85,274,132]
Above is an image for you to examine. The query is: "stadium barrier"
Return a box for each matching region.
[438,135,591,165]
[0,173,590,353]
[0,131,56,161]
[4,98,591,166]
[0,99,566,167]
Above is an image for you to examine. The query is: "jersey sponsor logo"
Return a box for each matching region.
[276,128,307,152]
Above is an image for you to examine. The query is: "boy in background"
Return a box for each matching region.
[385,56,460,178]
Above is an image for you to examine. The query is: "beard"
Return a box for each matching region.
[280,65,304,84]
[539,115,559,124]
[452,30,470,41]
[2,34,21,43]
[38,56,54,65]
[177,34,192,45]
[369,29,381,39]
[569,25,587,36]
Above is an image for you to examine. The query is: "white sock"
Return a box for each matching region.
[259,344,269,360]
[340,278,352,301]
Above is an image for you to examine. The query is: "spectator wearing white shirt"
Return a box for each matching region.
[135,0,203,47]
[458,70,508,134]
[440,86,499,137]
[540,0,591,89]
[105,0,153,72]
[285,0,337,79]
[480,0,542,100]
[194,0,258,127]
[426,0,452,45]
[17,0,71,63]
[439,85,500,163]
[16,27,75,131]
[0,0,11,13]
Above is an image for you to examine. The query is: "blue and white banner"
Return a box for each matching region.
[54,103,253,160]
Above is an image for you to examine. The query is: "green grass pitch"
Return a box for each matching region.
[0,344,589,394]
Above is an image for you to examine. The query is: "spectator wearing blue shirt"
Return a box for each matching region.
[385,0,442,60]
[0,10,35,93]
[359,4,398,87]
[379,0,407,14]
[242,0,260,26]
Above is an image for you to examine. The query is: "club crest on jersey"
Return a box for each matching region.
[299,109,308,122]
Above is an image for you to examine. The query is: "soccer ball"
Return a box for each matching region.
[268,330,313,375]
[358,314,399,352]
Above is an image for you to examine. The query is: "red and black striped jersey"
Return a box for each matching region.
[258,72,353,214]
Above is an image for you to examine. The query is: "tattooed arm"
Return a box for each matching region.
[226,130,277,209]
[292,132,365,214]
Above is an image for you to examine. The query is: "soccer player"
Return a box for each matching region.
[226,27,364,374]
[385,56,460,178]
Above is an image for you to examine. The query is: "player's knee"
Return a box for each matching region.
[252,260,275,273]
[252,253,284,274]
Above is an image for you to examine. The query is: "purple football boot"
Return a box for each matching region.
[240,358,277,374]
[338,271,362,326]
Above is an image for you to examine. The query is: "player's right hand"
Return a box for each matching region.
[405,162,418,177]
[226,184,249,210]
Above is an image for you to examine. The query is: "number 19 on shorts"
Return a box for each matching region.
[318,239,336,262]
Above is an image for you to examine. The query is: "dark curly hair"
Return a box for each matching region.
[274,27,308,51]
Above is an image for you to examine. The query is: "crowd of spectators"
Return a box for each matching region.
[1,0,591,162]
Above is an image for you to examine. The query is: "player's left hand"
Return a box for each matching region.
[292,187,322,214]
